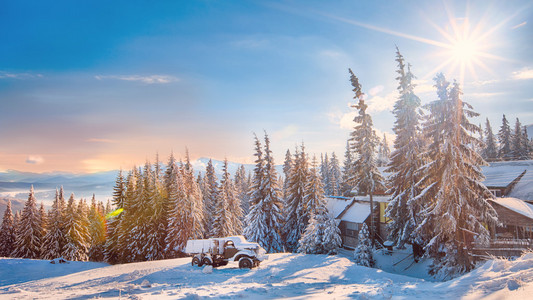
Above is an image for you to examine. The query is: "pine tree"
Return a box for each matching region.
[512,118,528,160]
[499,114,513,160]
[353,223,374,267]
[341,141,354,196]
[12,186,42,259]
[283,144,310,252]
[328,152,342,197]
[282,149,293,201]
[62,194,89,261]
[164,162,187,257]
[347,68,385,247]
[38,202,47,248]
[234,165,250,219]
[0,200,16,257]
[415,74,498,278]
[320,153,331,195]
[41,189,67,259]
[298,159,341,254]
[377,134,391,167]
[88,195,106,261]
[203,159,218,236]
[183,151,205,240]
[244,133,284,252]
[385,48,425,249]
[212,159,234,237]
[144,164,167,261]
[483,118,498,161]
[522,126,532,160]
[117,169,138,262]
[105,170,126,263]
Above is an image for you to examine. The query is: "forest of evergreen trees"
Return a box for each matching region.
[1,47,532,279]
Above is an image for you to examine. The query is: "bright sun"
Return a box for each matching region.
[451,38,478,63]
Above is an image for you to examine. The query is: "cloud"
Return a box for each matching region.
[366,90,397,113]
[272,125,299,140]
[95,74,179,84]
[368,85,384,97]
[0,71,43,80]
[26,155,44,164]
[413,79,434,94]
[339,111,357,130]
[512,21,527,29]
[512,68,533,80]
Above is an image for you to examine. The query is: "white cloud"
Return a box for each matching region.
[272,125,299,140]
[339,111,357,130]
[512,21,527,29]
[368,85,384,96]
[512,68,533,80]
[95,74,179,84]
[26,155,44,164]
[413,79,434,94]
[374,128,396,145]
[366,90,397,113]
[0,71,43,80]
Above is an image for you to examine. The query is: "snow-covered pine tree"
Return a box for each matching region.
[0,200,16,257]
[320,153,331,195]
[41,188,67,259]
[328,152,342,197]
[244,133,284,252]
[347,68,385,247]
[38,202,48,248]
[283,143,310,252]
[183,150,205,240]
[117,168,140,262]
[298,157,342,254]
[385,48,425,249]
[164,161,188,257]
[88,195,106,261]
[282,149,293,202]
[353,223,374,267]
[499,114,513,160]
[203,159,218,236]
[341,141,355,196]
[144,163,167,261]
[415,74,498,278]
[12,186,42,259]
[512,118,528,160]
[376,134,391,167]
[483,118,499,161]
[522,126,532,159]
[104,170,126,263]
[62,194,88,261]
[234,164,250,219]
[212,159,234,237]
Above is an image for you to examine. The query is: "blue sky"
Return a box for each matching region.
[1,0,532,172]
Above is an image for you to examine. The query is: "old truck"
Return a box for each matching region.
[185,236,268,269]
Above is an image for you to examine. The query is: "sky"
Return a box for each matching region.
[0,0,532,173]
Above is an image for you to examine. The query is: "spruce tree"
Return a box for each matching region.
[42,189,67,259]
[353,223,374,267]
[234,165,251,219]
[385,48,424,249]
[415,74,498,278]
[244,133,284,252]
[105,170,126,263]
[203,159,218,236]
[164,162,188,257]
[88,196,106,261]
[12,186,42,259]
[522,126,532,159]
[144,165,166,261]
[499,114,512,160]
[483,118,498,161]
[212,159,235,237]
[283,144,310,252]
[62,194,89,261]
[320,153,331,195]
[341,141,354,196]
[298,158,341,254]
[282,149,293,201]
[0,200,16,257]
[347,68,385,247]
[512,118,528,160]
[328,152,342,197]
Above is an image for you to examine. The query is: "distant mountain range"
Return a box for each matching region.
[0,158,283,215]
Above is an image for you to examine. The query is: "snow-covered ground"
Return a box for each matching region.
[1,251,533,299]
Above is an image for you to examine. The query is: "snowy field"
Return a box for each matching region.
[1,252,533,299]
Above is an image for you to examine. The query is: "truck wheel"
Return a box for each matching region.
[202,257,212,266]
[238,257,253,269]
[192,256,203,267]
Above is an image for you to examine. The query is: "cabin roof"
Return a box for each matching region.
[491,197,533,220]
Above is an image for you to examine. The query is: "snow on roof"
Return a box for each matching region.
[481,161,532,187]
[339,201,371,223]
[325,197,353,218]
[492,197,533,220]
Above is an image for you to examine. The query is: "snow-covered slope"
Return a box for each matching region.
[2,252,533,299]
